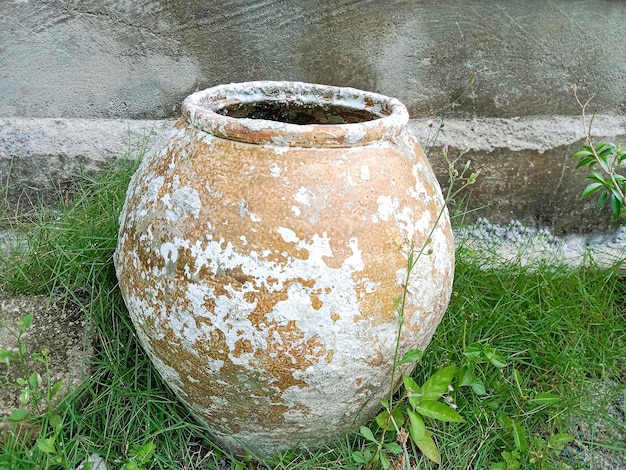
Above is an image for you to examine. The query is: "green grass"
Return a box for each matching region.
[1,149,625,469]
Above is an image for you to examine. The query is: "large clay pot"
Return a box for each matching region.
[114,81,454,457]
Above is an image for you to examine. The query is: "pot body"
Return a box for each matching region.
[114,81,454,456]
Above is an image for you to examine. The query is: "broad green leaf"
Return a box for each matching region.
[384,442,402,454]
[575,155,597,168]
[498,413,513,430]
[597,143,615,157]
[488,463,508,470]
[502,450,521,468]
[351,451,367,464]
[375,410,389,429]
[19,389,30,405]
[572,149,594,158]
[594,142,613,152]
[375,408,404,429]
[359,425,377,443]
[36,437,56,454]
[609,184,625,203]
[379,450,391,469]
[28,371,40,389]
[457,365,475,387]
[0,349,16,363]
[611,194,622,219]
[407,409,426,441]
[530,392,560,405]
[399,348,423,365]
[598,190,610,209]
[50,380,63,400]
[414,400,464,423]
[590,170,608,184]
[402,375,420,394]
[581,182,604,199]
[421,365,456,398]
[20,313,33,333]
[471,379,486,395]
[598,157,611,173]
[512,421,527,453]
[547,433,574,450]
[483,348,507,368]
[408,394,420,410]
[49,413,62,429]
[413,431,440,464]
[463,342,483,359]
[130,442,155,464]
[9,408,29,421]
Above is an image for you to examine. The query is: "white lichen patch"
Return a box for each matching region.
[276,226,299,244]
[160,185,201,222]
[293,186,314,206]
[344,125,367,145]
[159,242,179,264]
[359,165,370,182]
[375,194,433,242]
[269,162,283,177]
[264,144,290,156]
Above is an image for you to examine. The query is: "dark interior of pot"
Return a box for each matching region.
[216,101,384,125]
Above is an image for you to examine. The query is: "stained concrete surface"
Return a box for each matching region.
[2,115,625,234]
[2,0,626,234]
[1,1,625,120]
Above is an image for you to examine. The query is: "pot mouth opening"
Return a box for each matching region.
[216,101,383,125]
[182,81,409,148]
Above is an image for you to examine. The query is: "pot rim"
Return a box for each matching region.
[181,81,409,148]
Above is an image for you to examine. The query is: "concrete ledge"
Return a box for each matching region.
[1,116,626,233]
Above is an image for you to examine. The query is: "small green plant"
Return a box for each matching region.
[571,84,626,223]
[1,312,70,468]
[457,341,507,395]
[352,146,480,469]
[122,441,156,470]
[1,312,63,420]
[490,369,573,469]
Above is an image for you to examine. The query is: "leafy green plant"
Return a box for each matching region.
[352,146,481,469]
[571,85,626,222]
[489,369,574,469]
[1,312,71,468]
[1,312,63,420]
[457,341,507,396]
[123,441,156,470]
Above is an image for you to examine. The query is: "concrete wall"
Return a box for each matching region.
[2,0,626,233]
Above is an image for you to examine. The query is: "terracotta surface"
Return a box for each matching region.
[114,81,454,456]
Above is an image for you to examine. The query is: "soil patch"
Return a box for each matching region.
[0,293,93,430]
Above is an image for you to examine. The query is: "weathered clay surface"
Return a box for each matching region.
[114,82,454,456]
